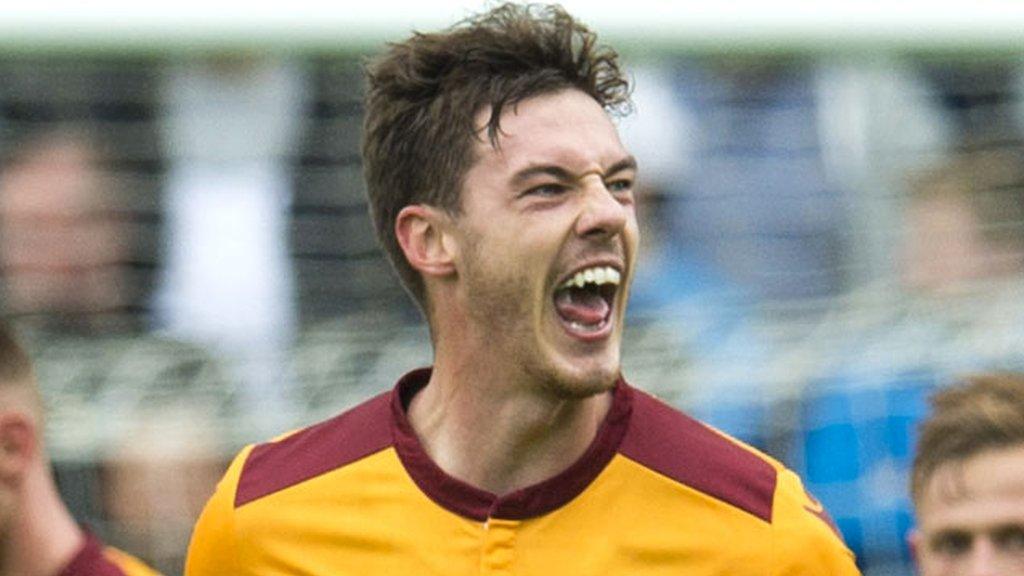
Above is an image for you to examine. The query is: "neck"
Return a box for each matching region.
[408,351,613,496]
[2,463,83,576]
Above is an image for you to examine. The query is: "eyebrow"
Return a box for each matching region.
[929,528,971,542]
[509,155,637,187]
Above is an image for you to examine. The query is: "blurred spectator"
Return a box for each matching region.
[909,373,1024,575]
[816,59,952,287]
[155,57,305,433]
[0,322,160,575]
[901,147,1024,294]
[666,61,850,301]
[0,129,133,332]
[653,58,954,299]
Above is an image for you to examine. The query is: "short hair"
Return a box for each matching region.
[361,2,631,310]
[910,373,1024,504]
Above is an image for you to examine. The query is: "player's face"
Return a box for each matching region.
[912,446,1024,576]
[452,88,638,397]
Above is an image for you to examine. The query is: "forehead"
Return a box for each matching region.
[472,89,628,171]
[918,446,1024,531]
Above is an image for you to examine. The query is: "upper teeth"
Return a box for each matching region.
[560,266,621,290]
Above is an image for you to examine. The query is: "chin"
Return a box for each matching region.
[534,356,621,400]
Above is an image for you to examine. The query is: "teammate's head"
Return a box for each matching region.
[362,2,630,312]
[909,373,1024,575]
[0,323,42,537]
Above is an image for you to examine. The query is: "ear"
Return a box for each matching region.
[395,205,458,279]
[0,412,37,483]
[907,528,921,566]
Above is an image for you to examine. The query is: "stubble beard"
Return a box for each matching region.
[534,365,619,400]
[458,232,623,401]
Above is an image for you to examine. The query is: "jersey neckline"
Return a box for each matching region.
[389,367,634,521]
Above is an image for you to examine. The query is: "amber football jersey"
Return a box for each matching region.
[58,532,162,576]
[186,368,860,576]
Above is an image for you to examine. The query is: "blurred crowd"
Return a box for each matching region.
[1,53,1023,575]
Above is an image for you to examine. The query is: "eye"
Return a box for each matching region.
[606,178,633,194]
[994,525,1024,553]
[523,183,568,198]
[930,532,973,557]
[605,178,635,206]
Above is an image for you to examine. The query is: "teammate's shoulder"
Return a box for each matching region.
[619,385,780,523]
[234,390,394,507]
[59,532,161,576]
[103,546,163,576]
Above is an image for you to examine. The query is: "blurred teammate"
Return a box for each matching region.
[909,374,1024,575]
[0,323,160,575]
[186,3,858,574]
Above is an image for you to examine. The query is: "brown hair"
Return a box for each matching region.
[911,373,1024,504]
[361,2,631,310]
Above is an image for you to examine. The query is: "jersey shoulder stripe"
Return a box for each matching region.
[619,388,778,523]
[235,391,393,507]
[59,533,154,576]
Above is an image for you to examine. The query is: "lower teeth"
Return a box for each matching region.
[570,320,604,332]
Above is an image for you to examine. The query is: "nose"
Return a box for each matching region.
[574,178,630,239]
[964,539,1000,576]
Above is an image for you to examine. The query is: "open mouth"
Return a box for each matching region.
[552,265,621,337]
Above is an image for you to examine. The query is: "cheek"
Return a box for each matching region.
[918,552,951,571]
[460,240,533,316]
[460,217,566,298]
[626,216,641,248]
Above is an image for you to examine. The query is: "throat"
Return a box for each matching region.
[408,369,612,495]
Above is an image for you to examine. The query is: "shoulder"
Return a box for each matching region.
[234,390,395,507]
[187,389,399,574]
[59,533,161,576]
[103,547,163,576]
[618,385,860,569]
[619,386,780,523]
[770,468,860,574]
[618,387,858,573]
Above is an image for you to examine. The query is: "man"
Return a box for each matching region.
[901,147,1024,293]
[909,374,1024,575]
[0,129,133,331]
[186,4,858,574]
[0,324,160,575]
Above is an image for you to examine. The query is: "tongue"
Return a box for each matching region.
[554,289,609,325]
